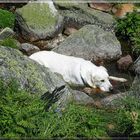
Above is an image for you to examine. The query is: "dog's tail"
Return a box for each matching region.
[109,76,127,82]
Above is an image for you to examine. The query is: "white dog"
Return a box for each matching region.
[29,51,127,92]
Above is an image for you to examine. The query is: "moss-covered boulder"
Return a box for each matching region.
[54,1,115,30]
[0,46,71,95]
[15,1,63,42]
[53,25,122,61]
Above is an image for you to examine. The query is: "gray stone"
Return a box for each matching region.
[100,92,127,108]
[0,27,15,40]
[20,43,40,56]
[53,25,122,61]
[72,90,94,105]
[132,56,140,75]
[15,1,64,42]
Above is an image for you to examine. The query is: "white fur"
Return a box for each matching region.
[29,51,113,92]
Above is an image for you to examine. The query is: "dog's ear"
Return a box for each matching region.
[80,64,95,87]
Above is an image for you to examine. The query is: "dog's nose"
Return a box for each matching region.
[109,86,113,91]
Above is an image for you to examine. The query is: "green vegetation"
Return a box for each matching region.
[0,80,140,138]
[0,80,109,138]
[114,97,140,137]
[0,9,15,29]
[116,12,140,54]
[0,80,47,138]
[0,37,18,49]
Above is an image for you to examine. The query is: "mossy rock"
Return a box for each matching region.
[0,46,71,96]
[15,2,64,41]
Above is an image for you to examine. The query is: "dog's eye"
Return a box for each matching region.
[101,80,105,82]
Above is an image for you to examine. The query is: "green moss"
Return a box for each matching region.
[0,37,18,49]
[17,3,57,31]
[0,9,15,29]
[0,46,47,94]
[8,59,47,93]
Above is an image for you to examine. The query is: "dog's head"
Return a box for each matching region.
[81,64,113,92]
[91,66,113,92]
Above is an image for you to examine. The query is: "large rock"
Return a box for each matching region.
[0,46,70,95]
[15,1,64,42]
[53,25,122,61]
[55,1,115,31]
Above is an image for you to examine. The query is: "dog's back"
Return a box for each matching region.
[29,51,90,86]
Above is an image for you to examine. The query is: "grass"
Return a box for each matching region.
[0,79,140,138]
[0,37,18,49]
[0,8,15,29]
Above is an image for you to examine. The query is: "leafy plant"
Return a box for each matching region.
[112,84,140,137]
[0,80,47,138]
[0,79,140,138]
[0,8,15,29]
[114,98,140,137]
[43,104,109,138]
[116,11,140,54]
[0,80,110,138]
